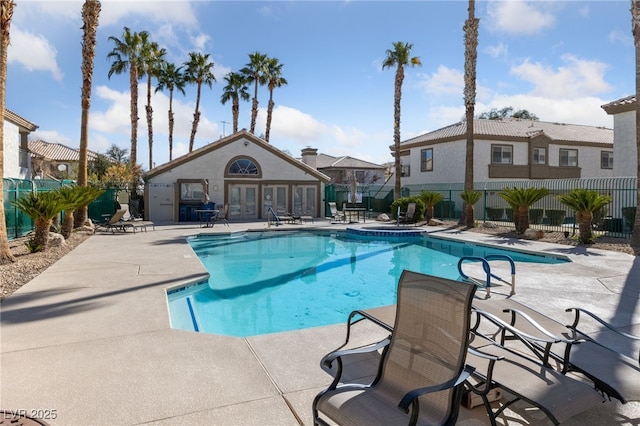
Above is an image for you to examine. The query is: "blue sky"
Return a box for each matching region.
[5,0,634,171]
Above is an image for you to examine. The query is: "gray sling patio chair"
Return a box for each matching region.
[473,297,640,404]
[312,271,477,426]
[398,202,417,225]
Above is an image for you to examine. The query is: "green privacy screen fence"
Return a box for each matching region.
[326,177,637,238]
[3,178,119,240]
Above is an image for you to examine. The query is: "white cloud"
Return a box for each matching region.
[98,1,198,27]
[31,129,73,146]
[7,27,63,80]
[486,0,555,35]
[419,66,463,96]
[510,55,611,99]
[609,29,633,47]
[485,42,508,60]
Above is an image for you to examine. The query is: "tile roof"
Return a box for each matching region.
[402,118,613,146]
[601,95,636,114]
[28,139,101,162]
[315,153,384,169]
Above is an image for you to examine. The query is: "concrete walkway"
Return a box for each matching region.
[1,220,639,425]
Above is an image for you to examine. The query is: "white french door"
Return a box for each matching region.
[229,184,258,220]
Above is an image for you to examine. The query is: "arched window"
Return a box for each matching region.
[227,157,260,176]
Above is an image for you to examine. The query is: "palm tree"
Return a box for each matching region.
[460,190,482,228]
[107,27,147,167]
[264,57,287,143]
[76,0,101,229]
[382,41,421,201]
[420,191,444,223]
[461,0,479,226]
[140,39,166,170]
[558,189,612,244]
[0,0,16,263]
[241,51,268,134]
[57,185,104,239]
[184,51,215,152]
[12,191,72,252]
[631,0,640,253]
[220,72,250,134]
[155,62,186,161]
[498,187,550,234]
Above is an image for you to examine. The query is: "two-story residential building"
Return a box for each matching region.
[300,148,386,185]
[2,109,38,179]
[28,139,102,180]
[396,118,614,186]
[601,95,637,177]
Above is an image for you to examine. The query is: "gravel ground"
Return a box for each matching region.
[0,222,635,301]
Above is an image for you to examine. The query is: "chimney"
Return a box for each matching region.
[301,147,318,169]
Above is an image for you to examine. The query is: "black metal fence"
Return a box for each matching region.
[327,177,637,238]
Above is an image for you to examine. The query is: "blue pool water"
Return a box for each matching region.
[168,231,568,337]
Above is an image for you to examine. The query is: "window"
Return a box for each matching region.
[492,145,512,164]
[601,151,613,169]
[401,164,410,177]
[421,148,433,171]
[532,148,546,165]
[559,149,578,167]
[228,158,258,175]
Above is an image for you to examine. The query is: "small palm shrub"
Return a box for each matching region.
[558,189,612,244]
[57,185,104,239]
[12,191,73,252]
[460,190,482,228]
[419,191,443,222]
[498,187,549,234]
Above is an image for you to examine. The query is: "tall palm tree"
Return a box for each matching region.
[631,0,640,253]
[264,57,287,143]
[76,0,101,229]
[184,52,215,152]
[140,38,166,170]
[107,27,147,168]
[241,51,268,134]
[382,41,421,200]
[155,62,186,161]
[461,0,479,227]
[220,72,250,134]
[0,0,16,263]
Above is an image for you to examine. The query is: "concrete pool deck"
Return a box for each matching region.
[1,219,639,425]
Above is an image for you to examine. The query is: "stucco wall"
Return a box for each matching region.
[3,120,19,179]
[612,110,637,177]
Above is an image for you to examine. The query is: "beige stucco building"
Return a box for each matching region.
[2,109,38,179]
[601,95,637,177]
[145,131,330,223]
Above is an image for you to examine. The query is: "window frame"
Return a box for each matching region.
[600,151,613,170]
[491,144,513,165]
[532,147,546,165]
[559,149,578,167]
[420,148,433,172]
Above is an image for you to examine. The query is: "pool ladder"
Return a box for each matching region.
[457,254,516,299]
[267,207,281,227]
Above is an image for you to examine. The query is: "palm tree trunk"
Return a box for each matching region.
[265,97,274,143]
[61,211,75,240]
[189,82,202,152]
[168,88,174,161]
[33,218,52,252]
[129,62,139,166]
[232,99,239,133]
[577,211,593,244]
[76,0,100,229]
[250,79,259,134]
[0,0,16,263]
[632,0,640,253]
[393,65,404,200]
[425,206,434,223]
[146,73,153,169]
[517,206,529,234]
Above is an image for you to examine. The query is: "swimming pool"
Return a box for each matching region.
[167,230,568,337]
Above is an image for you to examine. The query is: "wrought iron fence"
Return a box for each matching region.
[400,177,637,238]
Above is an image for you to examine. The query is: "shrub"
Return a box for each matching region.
[485,207,504,221]
[545,209,566,226]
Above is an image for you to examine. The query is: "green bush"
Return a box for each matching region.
[546,209,566,226]
[485,207,504,221]
[529,208,544,225]
[390,196,426,221]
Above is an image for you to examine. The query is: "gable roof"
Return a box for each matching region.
[4,108,38,132]
[399,118,613,149]
[29,139,101,162]
[315,153,384,170]
[601,95,636,115]
[147,130,331,182]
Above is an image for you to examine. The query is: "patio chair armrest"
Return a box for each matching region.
[566,307,640,341]
[321,337,391,370]
[397,366,475,414]
[477,309,582,345]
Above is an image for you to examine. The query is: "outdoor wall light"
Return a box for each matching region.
[244,141,249,147]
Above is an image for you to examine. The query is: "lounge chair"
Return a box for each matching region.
[313,271,477,425]
[209,203,229,226]
[98,209,127,233]
[473,297,640,404]
[328,202,346,223]
[341,301,605,425]
[398,202,416,225]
